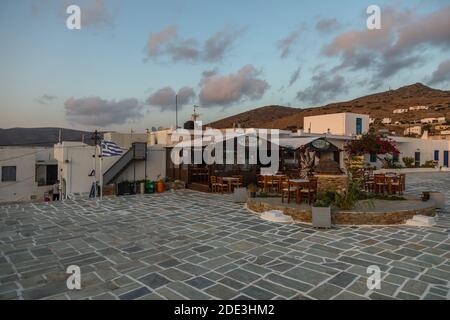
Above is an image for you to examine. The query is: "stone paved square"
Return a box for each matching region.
[0,172,449,300]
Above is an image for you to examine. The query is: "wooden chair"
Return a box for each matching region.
[265,175,279,193]
[210,176,219,193]
[299,177,318,204]
[364,173,375,193]
[216,177,230,194]
[232,175,243,189]
[281,179,299,203]
[390,174,405,195]
[257,175,265,191]
[374,174,388,194]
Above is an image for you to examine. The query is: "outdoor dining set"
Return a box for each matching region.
[362,172,406,195]
[258,174,318,205]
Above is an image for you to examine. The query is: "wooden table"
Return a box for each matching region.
[222,177,239,192]
[288,179,309,203]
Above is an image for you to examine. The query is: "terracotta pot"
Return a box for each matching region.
[157,180,165,193]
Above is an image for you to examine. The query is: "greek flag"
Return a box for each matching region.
[101,141,123,157]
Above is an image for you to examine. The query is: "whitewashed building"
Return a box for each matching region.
[0,146,56,203]
[382,118,392,124]
[404,126,422,136]
[421,117,446,124]
[303,113,370,136]
[410,105,429,111]
[393,108,408,114]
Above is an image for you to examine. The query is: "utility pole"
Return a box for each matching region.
[175,94,178,129]
[91,130,101,198]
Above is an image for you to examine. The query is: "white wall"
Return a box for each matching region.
[304,113,369,136]
[54,142,167,197]
[103,132,149,149]
[363,137,450,168]
[344,113,370,136]
[54,142,118,196]
[115,146,167,182]
[394,137,450,167]
[0,147,54,202]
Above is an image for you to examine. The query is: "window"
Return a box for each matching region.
[370,154,377,163]
[356,118,363,135]
[1,166,16,182]
[434,150,439,161]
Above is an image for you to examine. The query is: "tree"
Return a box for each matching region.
[344,132,400,169]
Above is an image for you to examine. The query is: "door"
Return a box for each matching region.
[414,152,421,167]
[444,151,449,167]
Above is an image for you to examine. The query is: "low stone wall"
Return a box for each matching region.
[316,174,348,194]
[246,198,436,225]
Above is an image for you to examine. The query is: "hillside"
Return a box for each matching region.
[206,105,300,129]
[208,83,450,130]
[0,128,97,146]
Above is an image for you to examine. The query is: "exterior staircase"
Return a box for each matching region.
[103,142,147,185]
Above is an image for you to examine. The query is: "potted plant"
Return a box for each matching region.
[312,193,332,229]
[247,183,257,198]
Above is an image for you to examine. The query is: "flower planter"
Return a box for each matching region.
[312,206,331,229]
[233,188,248,203]
[429,192,445,209]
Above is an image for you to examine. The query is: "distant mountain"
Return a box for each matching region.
[0,128,98,146]
[208,83,450,131]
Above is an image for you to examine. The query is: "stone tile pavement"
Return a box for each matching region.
[0,172,449,300]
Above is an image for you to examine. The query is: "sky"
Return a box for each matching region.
[1,0,449,132]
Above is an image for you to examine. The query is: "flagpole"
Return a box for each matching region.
[100,154,103,201]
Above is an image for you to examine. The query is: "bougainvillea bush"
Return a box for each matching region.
[344,132,400,168]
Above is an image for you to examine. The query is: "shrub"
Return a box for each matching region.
[313,193,333,207]
[333,181,360,210]
[402,156,415,168]
[421,160,437,168]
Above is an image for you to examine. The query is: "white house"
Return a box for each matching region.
[393,108,408,114]
[404,126,422,136]
[421,117,446,124]
[410,105,429,111]
[0,146,56,203]
[382,118,392,124]
[54,139,167,199]
[303,113,369,136]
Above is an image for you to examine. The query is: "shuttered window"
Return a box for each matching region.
[1,166,16,182]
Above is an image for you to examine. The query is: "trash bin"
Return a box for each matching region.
[146,181,156,193]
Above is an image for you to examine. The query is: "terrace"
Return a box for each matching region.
[0,172,449,300]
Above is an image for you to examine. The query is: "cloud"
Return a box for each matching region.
[65,97,142,127]
[289,67,301,87]
[296,72,348,105]
[144,25,245,63]
[276,28,302,59]
[315,18,341,34]
[204,27,247,62]
[32,0,114,29]
[146,26,178,57]
[146,87,196,110]
[428,59,450,85]
[199,65,270,107]
[36,94,57,105]
[80,0,113,28]
[322,5,450,81]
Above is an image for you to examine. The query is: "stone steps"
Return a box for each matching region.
[406,215,437,227]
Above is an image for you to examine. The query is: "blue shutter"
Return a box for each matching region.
[356,118,362,135]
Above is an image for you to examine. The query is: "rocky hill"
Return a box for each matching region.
[208,83,450,130]
[0,128,97,146]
